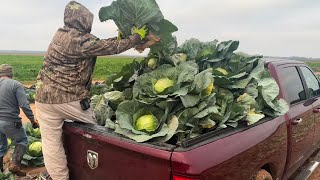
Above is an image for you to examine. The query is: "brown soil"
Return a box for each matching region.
[308,167,320,179]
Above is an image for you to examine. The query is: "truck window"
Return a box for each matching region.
[300,66,320,97]
[280,67,306,105]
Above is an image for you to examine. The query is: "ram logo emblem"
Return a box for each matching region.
[87,150,99,169]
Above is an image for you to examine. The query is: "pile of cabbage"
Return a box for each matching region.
[7,123,43,167]
[22,123,43,166]
[92,0,289,143]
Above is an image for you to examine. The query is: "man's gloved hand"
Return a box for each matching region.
[131,25,148,40]
[31,121,39,129]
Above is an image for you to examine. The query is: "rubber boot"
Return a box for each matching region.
[0,156,3,172]
[9,144,26,176]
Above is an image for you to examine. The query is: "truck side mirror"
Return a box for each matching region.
[298,91,306,100]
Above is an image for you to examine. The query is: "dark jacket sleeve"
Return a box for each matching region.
[80,34,141,58]
[15,83,35,122]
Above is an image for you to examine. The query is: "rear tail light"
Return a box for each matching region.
[172,175,200,180]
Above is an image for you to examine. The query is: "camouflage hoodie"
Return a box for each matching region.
[36,1,141,104]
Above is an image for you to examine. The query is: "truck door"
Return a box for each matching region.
[278,65,315,176]
[298,66,320,146]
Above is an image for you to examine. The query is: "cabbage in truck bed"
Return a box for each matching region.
[92,0,289,143]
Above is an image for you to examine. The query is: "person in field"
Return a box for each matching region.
[0,64,38,176]
[35,1,153,180]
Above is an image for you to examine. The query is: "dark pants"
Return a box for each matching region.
[0,121,28,157]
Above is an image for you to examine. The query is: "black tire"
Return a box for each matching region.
[250,169,273,180]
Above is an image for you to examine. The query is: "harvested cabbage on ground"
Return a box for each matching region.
[22,137,44,167]
[28,141,42,157]
[95,0,289,143]
[23,123,44,166]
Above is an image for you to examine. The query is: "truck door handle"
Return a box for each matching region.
[292,118,303,125]
[314,108,320,113]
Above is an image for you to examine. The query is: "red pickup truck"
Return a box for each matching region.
[63,59,320,180]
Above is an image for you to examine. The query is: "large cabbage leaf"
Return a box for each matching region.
[178,38,219,61]
[91,95,114,126]
[25,88,36,103]
[90,84,112,96]
[99,0,163,37]
[148,22,178,59]
[257,72,289,116]
[24,122,41,138]
[180,68,214,108]
[99,0,178,56]
[172,93,219,140]
[104,91,126,110]
[106,60,143,91]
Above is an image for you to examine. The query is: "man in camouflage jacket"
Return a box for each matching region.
[35,1,150,180]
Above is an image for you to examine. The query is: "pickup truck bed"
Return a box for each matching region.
[63,114,286,180]
[63,123,174,180]
[63,59,320,180]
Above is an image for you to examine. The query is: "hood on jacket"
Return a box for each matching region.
[64,1,94,33]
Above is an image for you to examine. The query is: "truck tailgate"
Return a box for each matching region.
[63,122,174,180]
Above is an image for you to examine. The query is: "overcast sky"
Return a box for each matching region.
[0,0,319,58]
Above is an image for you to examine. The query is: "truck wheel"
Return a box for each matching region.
[250,169,273,180]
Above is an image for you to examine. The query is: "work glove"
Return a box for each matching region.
[131,25,148,40]
[31,121,39,129]
[135,33,160,53]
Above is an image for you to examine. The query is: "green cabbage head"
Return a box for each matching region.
[7,139,12,146]
[202,82,214,96]
[28,141,42,157]
[154,78,174,93]
[135,114,159,132]
[33,128,41,138]
[147,58,158,69]
[133,62,198,104]
[115,100,178,142]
